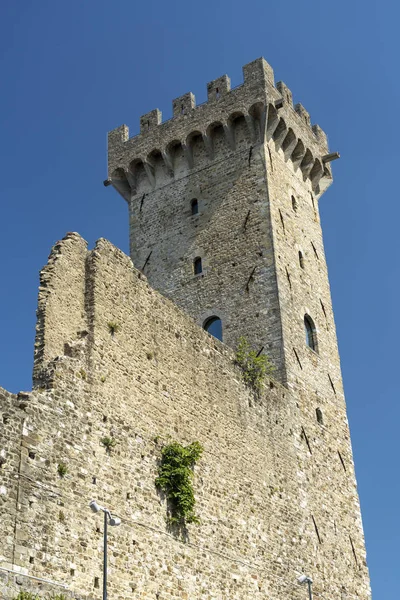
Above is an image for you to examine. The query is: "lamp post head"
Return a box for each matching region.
[89,500,102,513]
[89,500,121,526]
[298,575,313,585]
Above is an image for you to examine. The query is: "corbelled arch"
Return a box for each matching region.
[227,111,252,148]
[111,168,131,201]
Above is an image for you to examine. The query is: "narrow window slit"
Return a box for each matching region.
[285,267,292,290]
[298,251,304,269]
[349,536,358,566]
[328,373,336,395]
[279,209,285,233]
[268,147,273,171]
[310,192,318,219]
[245,266,257,292]
[338,450,347,472]
[301,426,312,454]
[141,250,152,272]
[194,257,202,275]
[293,347,303,369]
[191,198,198,215]
[311,241,319,259]
[291,195,298,212]
[312,515,322,544]
[248,145,253,168]
[304,315,318,352]
[243,210,251,230]
[316,407,323,425]
[94,577,100,589]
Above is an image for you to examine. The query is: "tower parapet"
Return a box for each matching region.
[107,58,333,201]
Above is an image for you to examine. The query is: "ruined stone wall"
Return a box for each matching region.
[33,233,88,386]
[0,234,370,599]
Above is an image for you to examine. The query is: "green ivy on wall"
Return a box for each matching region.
[155,440,203,526]
[235,336,275,393]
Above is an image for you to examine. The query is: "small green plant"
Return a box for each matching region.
[107,321,120,336]
[235,336,275,393]
[58,510,65,523]
[100,375,106,383]
[101,436,117,453]
[155,440,203,526]
[78,368,87,380]
[57,463,68,478]
[146,351,154,360]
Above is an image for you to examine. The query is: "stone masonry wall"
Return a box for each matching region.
[265,133,369,585]
[0,234,370,599]
[0,386,21,568]
[105,56,370,599]
[128,139,286,380]
[106,58,334,383]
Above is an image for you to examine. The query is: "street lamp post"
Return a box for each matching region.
[89,500,121,600]
[298,575,313,600]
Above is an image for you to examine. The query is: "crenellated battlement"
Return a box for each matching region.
[107,58,336,201]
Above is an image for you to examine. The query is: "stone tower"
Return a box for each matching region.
[105,58,370,597]
[0,58,370,600]
[107,57,338,388]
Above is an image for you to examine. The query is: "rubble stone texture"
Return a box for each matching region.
[0,58,370,600]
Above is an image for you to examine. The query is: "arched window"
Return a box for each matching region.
[304,314,318,352]
[291,195,298,212]
[194,257,202,275]
[191,198,199,215]
[298,251,305,269]
[203,316,223,341]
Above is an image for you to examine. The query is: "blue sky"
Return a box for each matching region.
[0,0,398,596]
